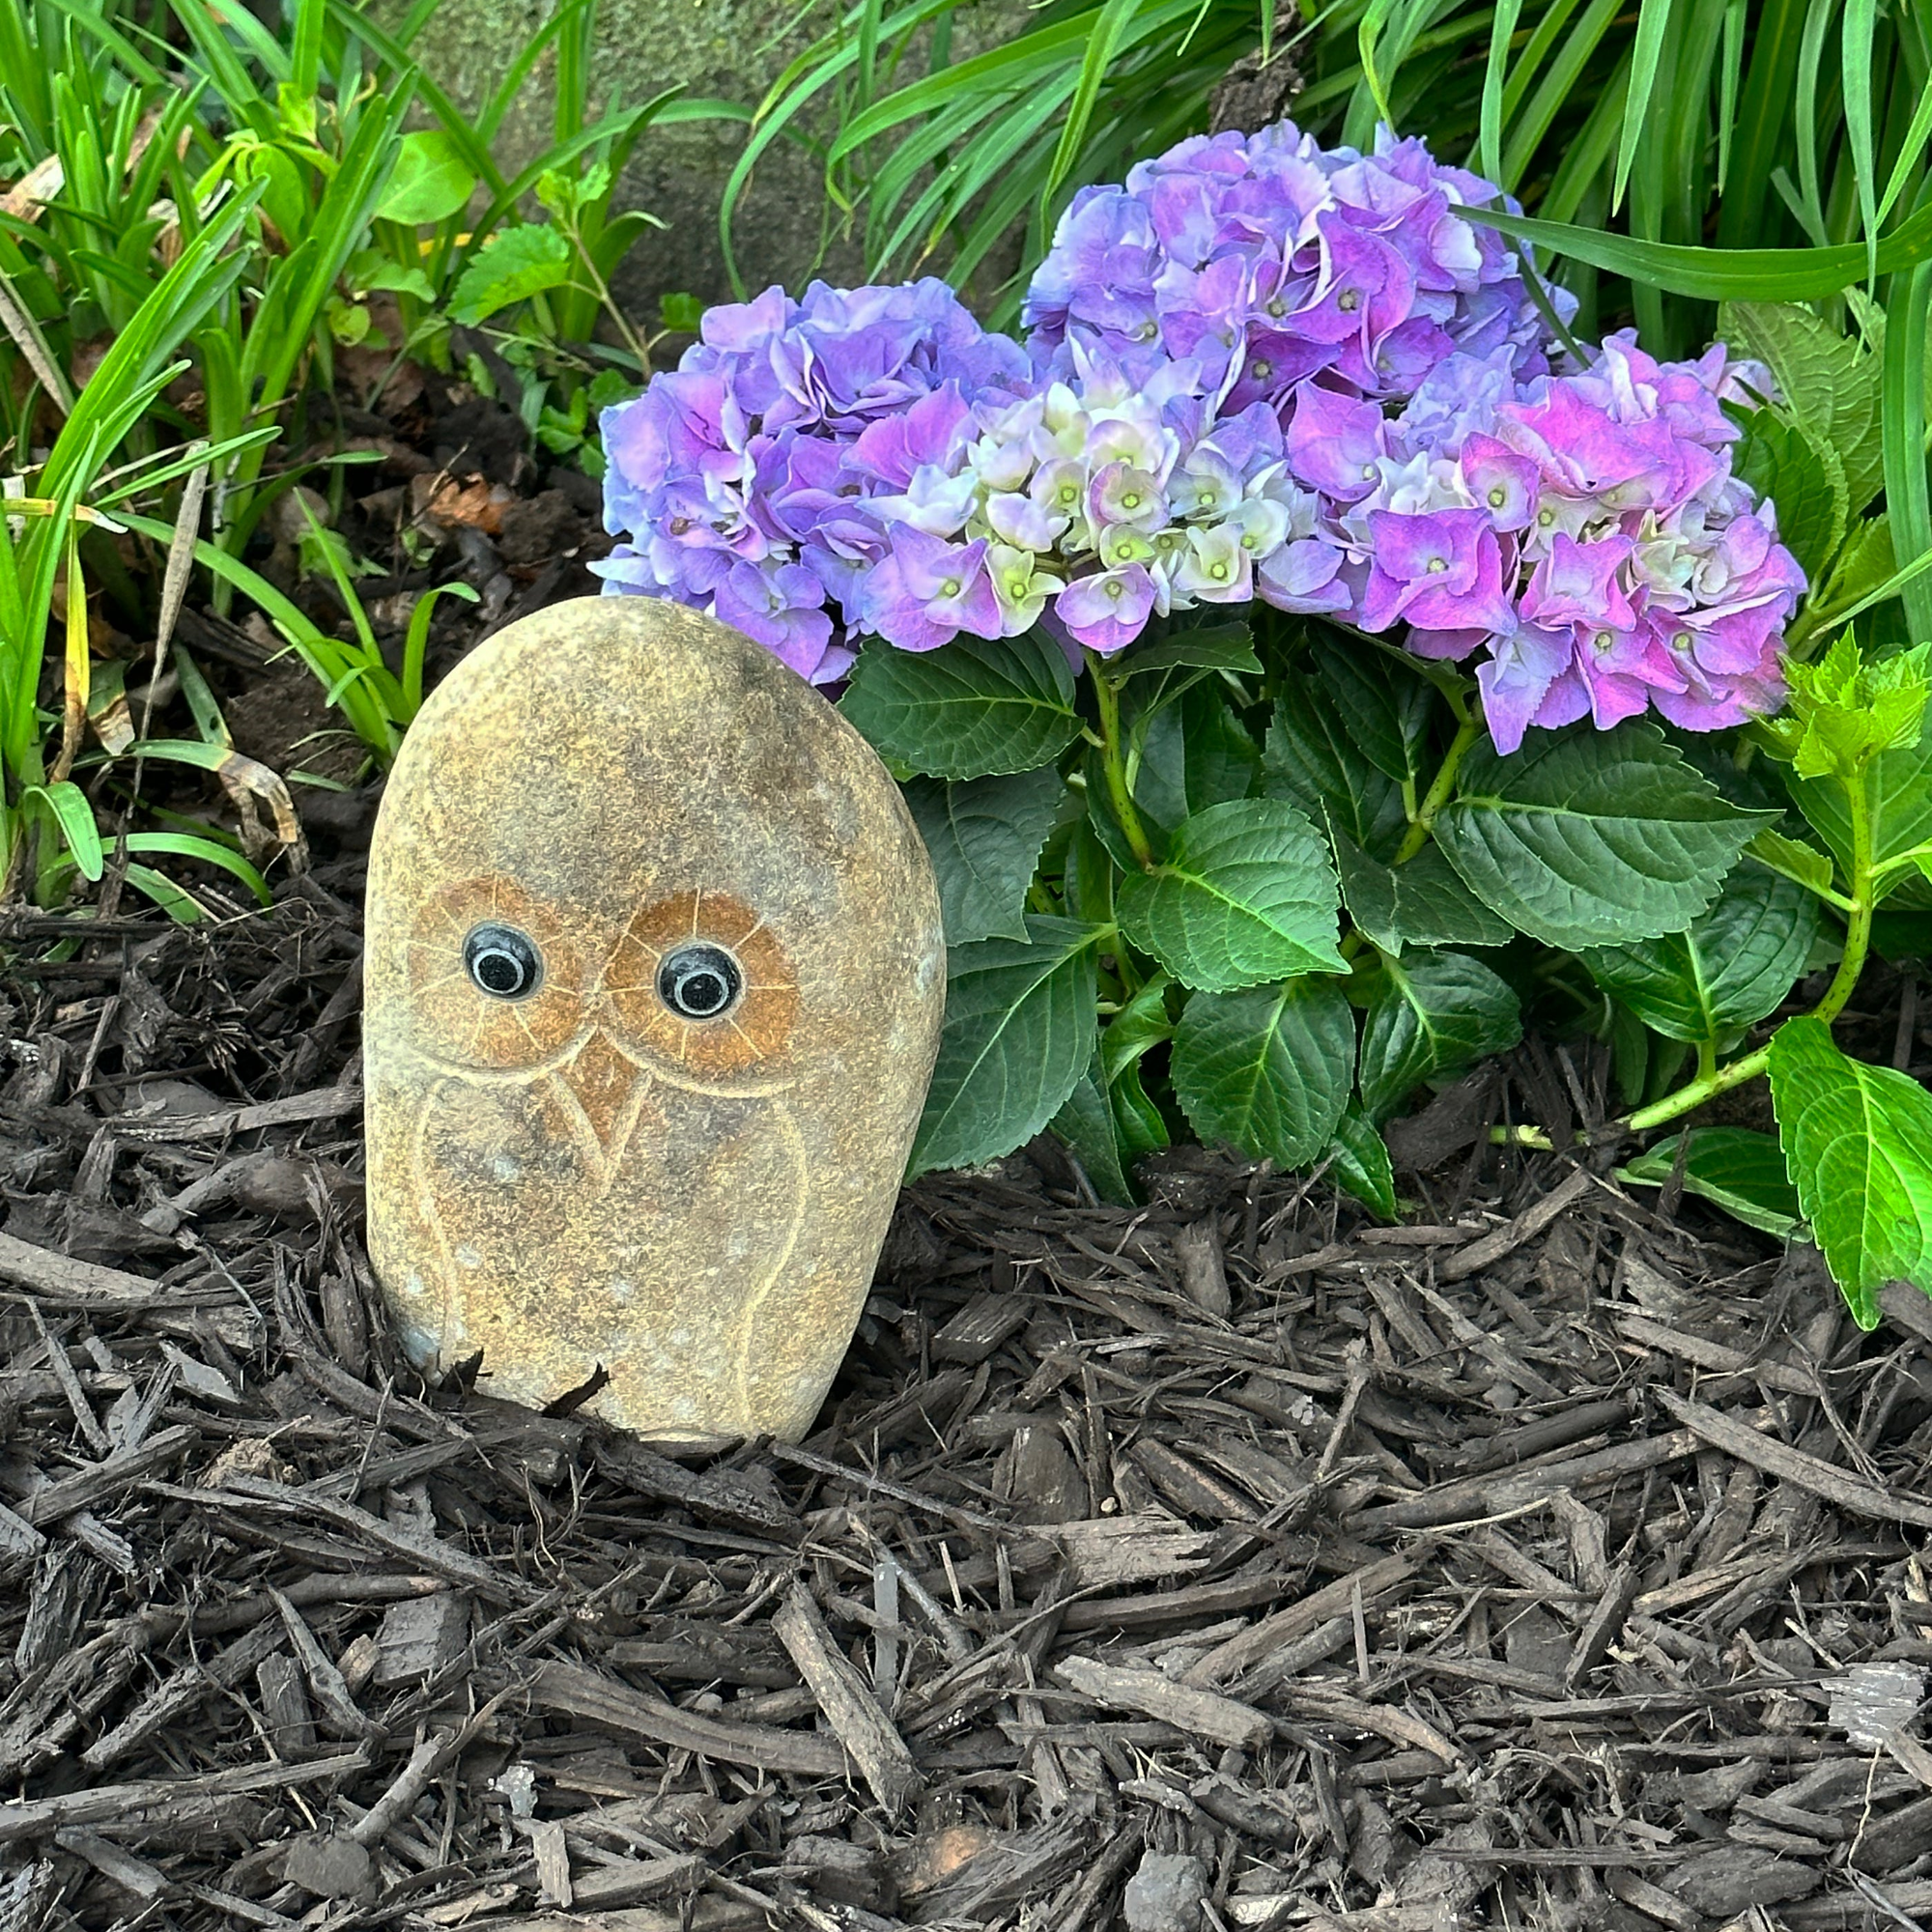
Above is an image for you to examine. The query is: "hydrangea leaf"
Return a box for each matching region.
[1134,681,1259,835]
[1307,627,1435,787]
[1357,950,1522,1122]
[1768,1015,1932,1328]
[1113,623,1262,676]
[1730,406,1845,581]
[1262,673,1408,861]
[1330,828,1515,954]
[1788,705,1932,904]
[1721,300,1888,521]
[840,632,1081,780]
[1618,1127,1802,1238]
[1117,798,1346,991]
[1747,827,1839,900]
[1050,1050,1137,1206]
[903,767,1065,945]
[1171,976,1354,1168]
[911,917,1106,1175]
[448,224,572,326]
[1580,863,1822,1044]
[1326,1105,1397,1219]
[1781,636,1932,781]
[1435,723,1776,951]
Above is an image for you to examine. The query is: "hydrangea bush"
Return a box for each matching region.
[597,122,1932,1326]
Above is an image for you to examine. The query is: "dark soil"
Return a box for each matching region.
[7,360,1932,1932]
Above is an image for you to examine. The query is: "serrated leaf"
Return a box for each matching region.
[1307,627,1434,786]
[449,224,573,326]
[1747,827,1839,898]
[1332,830,1515,954]
[1263,673,1409,860]
[1051,1052,1137,1206]
[1435,723,1776,951]
[1171,977,1354,1168]
[1357,950,1522,1122]
[1102,973,1176,1080]
[1789,706,1932,904]
[1768,1014,1932,1327]
[904,767,1064,944]
[1134,681,1258,833]
[840,632,1081,780]
[1327,1106,1397,1219]
[1113,622,1262,676]
[1580,863,1822,1044]
[911,917,1105,1175]
[1722,300,1887,520]
[1816,515,1897,616]
[377,129,478,225]
[1117,799,1346,992]
[1783,635,1931,781]
[1729,406,1845,582]
[1619,1127,1802,1237]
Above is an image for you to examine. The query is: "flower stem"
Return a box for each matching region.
[1089,654,1157,871]
[1394,714,1483,866]
[1627,771,1875,1135]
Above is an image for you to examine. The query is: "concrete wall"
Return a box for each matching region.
[393,0,1022,321]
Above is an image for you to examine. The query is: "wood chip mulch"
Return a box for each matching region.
[4,879,1932,1932]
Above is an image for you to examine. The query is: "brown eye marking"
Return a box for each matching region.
[605,889,799,1076]
[408,877,591,1066]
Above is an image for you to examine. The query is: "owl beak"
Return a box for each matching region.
[552,1029,650,1190]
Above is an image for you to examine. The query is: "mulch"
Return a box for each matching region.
[3,878,1932,1932]
[6,352,1932,1932]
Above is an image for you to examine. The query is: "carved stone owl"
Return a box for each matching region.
[363,597,945,1443]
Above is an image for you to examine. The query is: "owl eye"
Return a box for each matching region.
[658,943,743,1020]
[464,923,544,1001]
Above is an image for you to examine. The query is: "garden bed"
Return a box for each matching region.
[3,844,1931,1931]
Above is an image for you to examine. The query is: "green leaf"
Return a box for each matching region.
[1580,863,1821,1044]
[904,767,1064,945]
[1307,627,1434,787]
[1435,723,1776,951]
[911,916,1104,1175]
[1729,405,1845,581]
[1768,1014,1932,1327]
[1813,515,1897,621]
[1117,799,1346,992]
[377,129,478,225]
[1113,622,1261,676]
[1262,673,1408,860]
[1134,681,1258,833]
[1332,832,1515,954]
[1357,950,1522,1122]
[1782,635,1931,781]
[1745,827,1839,900]
[1327,1106,1397,1220]
[1618,1127,1802,1238]
[1051,1051,1137,1206]
[840,632,1081,780]
[448,224,573,326]
[659,291,704,331]
[1721,301,1887,520]
[1171,977,1355,1169]
[1788,707,1932,904]
[23,781,103,882]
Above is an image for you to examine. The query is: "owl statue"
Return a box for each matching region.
[363,597,945,1443]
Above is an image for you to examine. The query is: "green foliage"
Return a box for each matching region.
[1433,724,1775,951]
[1770,1016,1932,1326]
[840,633,1084,778]
[911,917,1106,1174]
[1357,950,1522,1122]
[903,768,1066,943]
[1115,798,1346,991]
[1619,1127,1802,1238]
[1169,977,1355,1169]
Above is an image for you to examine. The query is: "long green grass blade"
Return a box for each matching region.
[1842,0,1878,281]
[1884,259,1932,644]
[1611,0,1675,214]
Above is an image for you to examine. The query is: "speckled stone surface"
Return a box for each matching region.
[363,597,945,1442]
